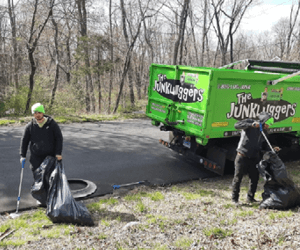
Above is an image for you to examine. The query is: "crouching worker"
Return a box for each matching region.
[19,103,63,205]
[232,112,280,206]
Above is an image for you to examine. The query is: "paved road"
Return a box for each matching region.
[0,119,215,214]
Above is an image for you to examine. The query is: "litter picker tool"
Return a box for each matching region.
[260,123,276,154]
[113,181,147,190]
[9,159,26,219]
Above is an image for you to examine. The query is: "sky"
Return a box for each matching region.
[241,0,298,33]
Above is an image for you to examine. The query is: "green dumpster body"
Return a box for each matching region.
[146,63,300,175]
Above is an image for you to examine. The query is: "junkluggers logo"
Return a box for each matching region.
[226,93,297,122]
[153,74,204,103]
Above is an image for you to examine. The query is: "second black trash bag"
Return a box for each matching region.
[257,151,300,210]
[31,156,56,206]
[46,160,94,226]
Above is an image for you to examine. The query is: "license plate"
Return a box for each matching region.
[183,141,191,148]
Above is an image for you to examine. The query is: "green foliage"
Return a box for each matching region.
[49,83,85,115]
[0,120,16,126]
[0,101,5,116]
[117,98,147,114]
[3,75,52,116]
[3,86,29,115]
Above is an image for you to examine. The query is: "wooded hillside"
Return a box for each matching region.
[0,0,299,115]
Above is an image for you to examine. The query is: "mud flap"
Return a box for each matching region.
[206,146,227,175]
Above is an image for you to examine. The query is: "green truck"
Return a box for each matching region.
[146,60,300,175]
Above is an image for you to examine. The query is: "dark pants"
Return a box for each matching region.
[29,153,54,172]
[232,154,260,201]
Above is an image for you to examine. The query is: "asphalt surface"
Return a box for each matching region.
[0,119,216,214]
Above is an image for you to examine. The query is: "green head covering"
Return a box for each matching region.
[265,117,274,127]
[31,103,45,114]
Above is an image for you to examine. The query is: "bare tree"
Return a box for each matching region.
[172,0,190,65]
[272,18,289,60]
[76,0,96,112]
[7,0,19,90]
[108,0,114,114]
[113,0,157,113]
[25,0,55,114]
[49,6,59,110]
[120,0,136,107]
[211,0,254,65]
[287,1,300,59]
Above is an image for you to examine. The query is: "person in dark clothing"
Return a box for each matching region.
[232,112,280,206]
[20,103,63,172]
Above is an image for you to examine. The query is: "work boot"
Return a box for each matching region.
[246,197,258,203]
[232,199,240,207]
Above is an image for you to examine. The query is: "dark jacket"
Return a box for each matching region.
[20,115,63,159]
[235,112,271,159]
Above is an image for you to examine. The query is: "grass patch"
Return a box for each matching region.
[152,244,169,250]
[124,192,148,202]
[136,201,147,213]
[181,192,202,200]
[235,210,254,217]
[269,211,293,220]
[181,189,214,200]
[174,237,193,248]
[0,209,74,247]
[203,227,233,239]
[223,203,234,209]
[148,191,164,201]
[100,219,111,227]
[146,215,168,225]
[86,198,118,213]
[0,239,28,247]
[99,233,108,240]
[220,218,237,226]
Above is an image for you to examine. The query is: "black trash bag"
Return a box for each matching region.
[46,160,94,226]
[31,156,56,206]
[257,151,300,210]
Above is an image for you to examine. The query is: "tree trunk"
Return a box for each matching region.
[7,0,18,90]
[49,10,59,110]
[97,46,102,113]
[113,21,143,114]
[173,0,190,65]
[77,0,95,113]
[25,0,54,114]
[200,0,207,66]
[108,0,113,114]
[120,0,135,107]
